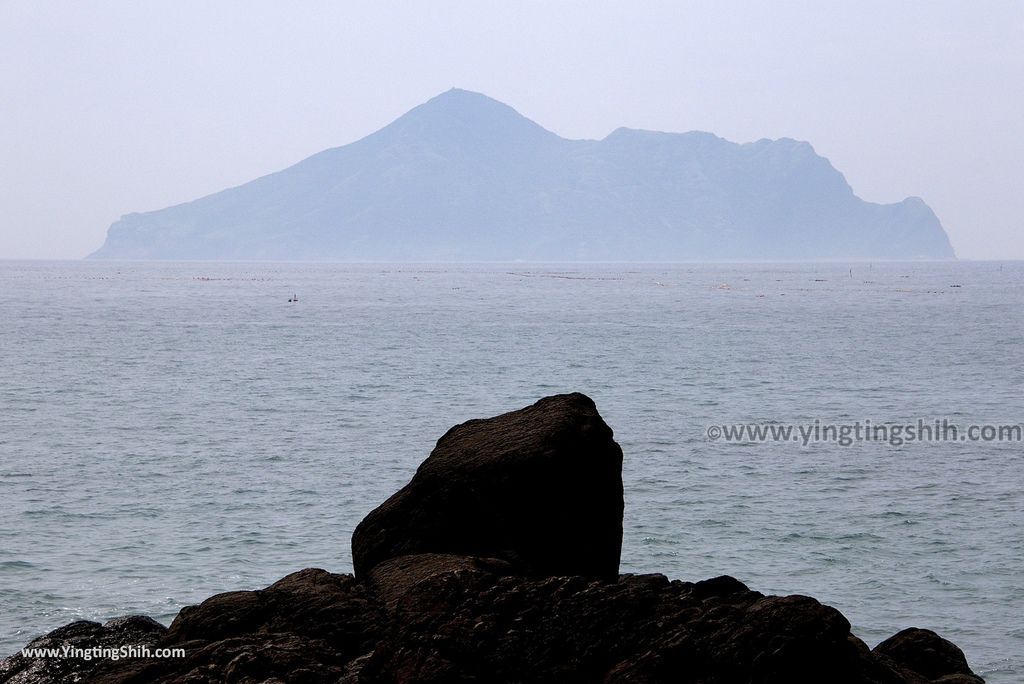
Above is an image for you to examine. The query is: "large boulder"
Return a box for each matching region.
[351,393,624,579]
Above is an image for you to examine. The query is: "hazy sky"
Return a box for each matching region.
[2,1,1021,260]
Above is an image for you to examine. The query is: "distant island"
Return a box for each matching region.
[88,89,955,261]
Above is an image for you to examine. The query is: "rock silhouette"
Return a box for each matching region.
[0,394,983,683]
[352,393,624,579]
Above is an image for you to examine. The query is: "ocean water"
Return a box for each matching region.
[1,260,1021,680]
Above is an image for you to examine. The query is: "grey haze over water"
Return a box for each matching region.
[1,261,1021,680]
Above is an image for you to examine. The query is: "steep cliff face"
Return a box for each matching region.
[89,88,955,261]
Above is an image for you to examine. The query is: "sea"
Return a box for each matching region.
[0,260,1020,680]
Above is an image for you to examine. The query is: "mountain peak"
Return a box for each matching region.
[380,88,557,145]
[435,87,498,102]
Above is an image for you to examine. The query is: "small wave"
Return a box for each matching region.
[0,560,35,570]
[924,573,955,587]
[974,656,1019,678]
[836,532,884,542]
[23,509,115,521]
[639,537,680,546]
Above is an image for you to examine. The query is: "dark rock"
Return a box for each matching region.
[10,570,982,684]
[874,628,984,683]
[165,567,382,648]
[2,394,984,683]
[366,552,513,612]
[2,574,985,684]
[351,393,624,579]
[0,616,165,684]
[691,574,750,600]
[78,569,383,684]
[351,572,922,684]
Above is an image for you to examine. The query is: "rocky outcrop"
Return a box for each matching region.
[352,393,624,580]
[1,393,983,683]
[350,567,887,684]
[0,616,166,684]
[874,629,984,684]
